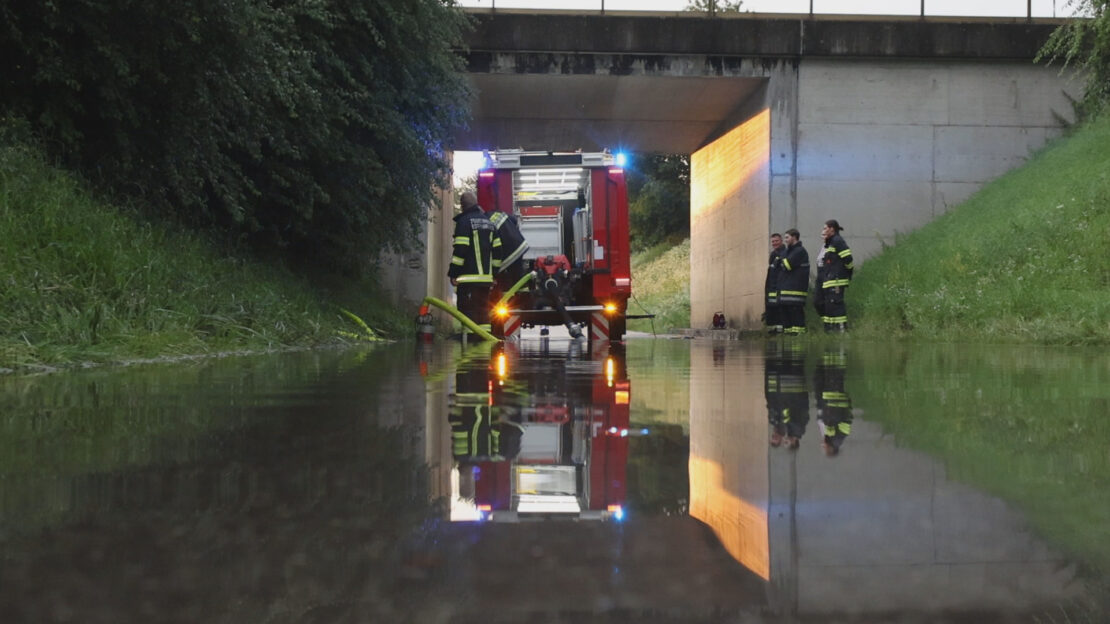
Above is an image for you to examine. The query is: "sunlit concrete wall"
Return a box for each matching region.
[793,60,1080,262]
[688,342,770,580]
[691,103,771,330]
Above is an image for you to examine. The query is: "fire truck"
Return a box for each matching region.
[476,150,633,342]
[449,342,633,522]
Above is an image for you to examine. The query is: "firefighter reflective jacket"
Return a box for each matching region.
[777,242,810,305]
[489,211,529,272]
[765,246,784,305]
[819,232,854,290]
[448,206,500,284]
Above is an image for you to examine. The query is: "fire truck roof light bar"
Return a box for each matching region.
[484,149,614,170]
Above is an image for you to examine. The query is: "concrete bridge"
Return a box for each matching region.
[393,10,1080,329]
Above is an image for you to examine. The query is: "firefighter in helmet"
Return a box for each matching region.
[817,219,854,332]
[449,191,500,334]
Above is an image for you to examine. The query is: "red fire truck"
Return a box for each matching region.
[476,150,633,342]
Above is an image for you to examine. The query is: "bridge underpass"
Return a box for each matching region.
[395,11,1080,331]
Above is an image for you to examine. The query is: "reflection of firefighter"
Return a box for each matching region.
[765,341,809,449]
[449,365,523,462]
[815,346,852,456]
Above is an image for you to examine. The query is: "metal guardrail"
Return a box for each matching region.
[457,1,1074,20]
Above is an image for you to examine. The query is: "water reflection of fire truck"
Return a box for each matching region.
[450,342,634,522]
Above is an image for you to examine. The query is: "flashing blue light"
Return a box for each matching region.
[613,507,625,521]
[641,428,650,436]
[614,152,628,167]
[620,429,628,437]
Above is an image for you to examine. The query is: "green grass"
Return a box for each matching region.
[849,113,1110,345]
[0,126,408,371]
[628,239,691,334]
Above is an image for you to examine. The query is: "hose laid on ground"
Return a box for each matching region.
[422,296,500,342]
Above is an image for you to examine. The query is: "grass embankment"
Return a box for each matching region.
[0,135,407,372]
[628,239,691,334]
[850,113,1110,345]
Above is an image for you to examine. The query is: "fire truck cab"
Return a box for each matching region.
[477,150,632,342]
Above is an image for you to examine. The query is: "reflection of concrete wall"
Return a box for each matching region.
[768,415,1084,617]
[688,342,770,579]
[690,104,770,331]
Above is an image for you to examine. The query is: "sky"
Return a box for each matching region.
[455,0,1078,18]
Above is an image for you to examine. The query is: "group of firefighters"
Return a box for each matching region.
[765,341,853,456]
[764,219,854,335]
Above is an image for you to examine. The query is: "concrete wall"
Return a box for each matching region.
[691,101,772,330]
[791,59,1079,263]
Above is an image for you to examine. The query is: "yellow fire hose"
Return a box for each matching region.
[496,273,534,308]
[421,296,500,342]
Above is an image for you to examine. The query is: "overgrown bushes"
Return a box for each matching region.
[0,0,471,275]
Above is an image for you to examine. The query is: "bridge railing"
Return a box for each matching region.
[457,1,1078,20]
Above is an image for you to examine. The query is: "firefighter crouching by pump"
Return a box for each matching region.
[817,219,854,332]
[449,191,500,334]
[489,209,530,304]
[776,228,809,335]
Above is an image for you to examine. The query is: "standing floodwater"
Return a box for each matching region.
[0,339,1106,622]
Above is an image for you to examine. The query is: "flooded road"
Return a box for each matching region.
[0,338,1106,623]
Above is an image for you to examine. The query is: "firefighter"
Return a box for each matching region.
[818,219,854,332]
[488,209,530,301]
[776,228,809,335]
[765,340,809,448]
[449,191,500,334]
[765,232,786,334]
[815,345,852,456]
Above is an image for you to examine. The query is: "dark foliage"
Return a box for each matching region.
[0,0,471,274]
[684,0,745,12]
[1037,1,1110,117]
[627,154,690,250]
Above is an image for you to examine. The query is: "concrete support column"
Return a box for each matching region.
[426,183,455,308]
[690,109,771,331]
